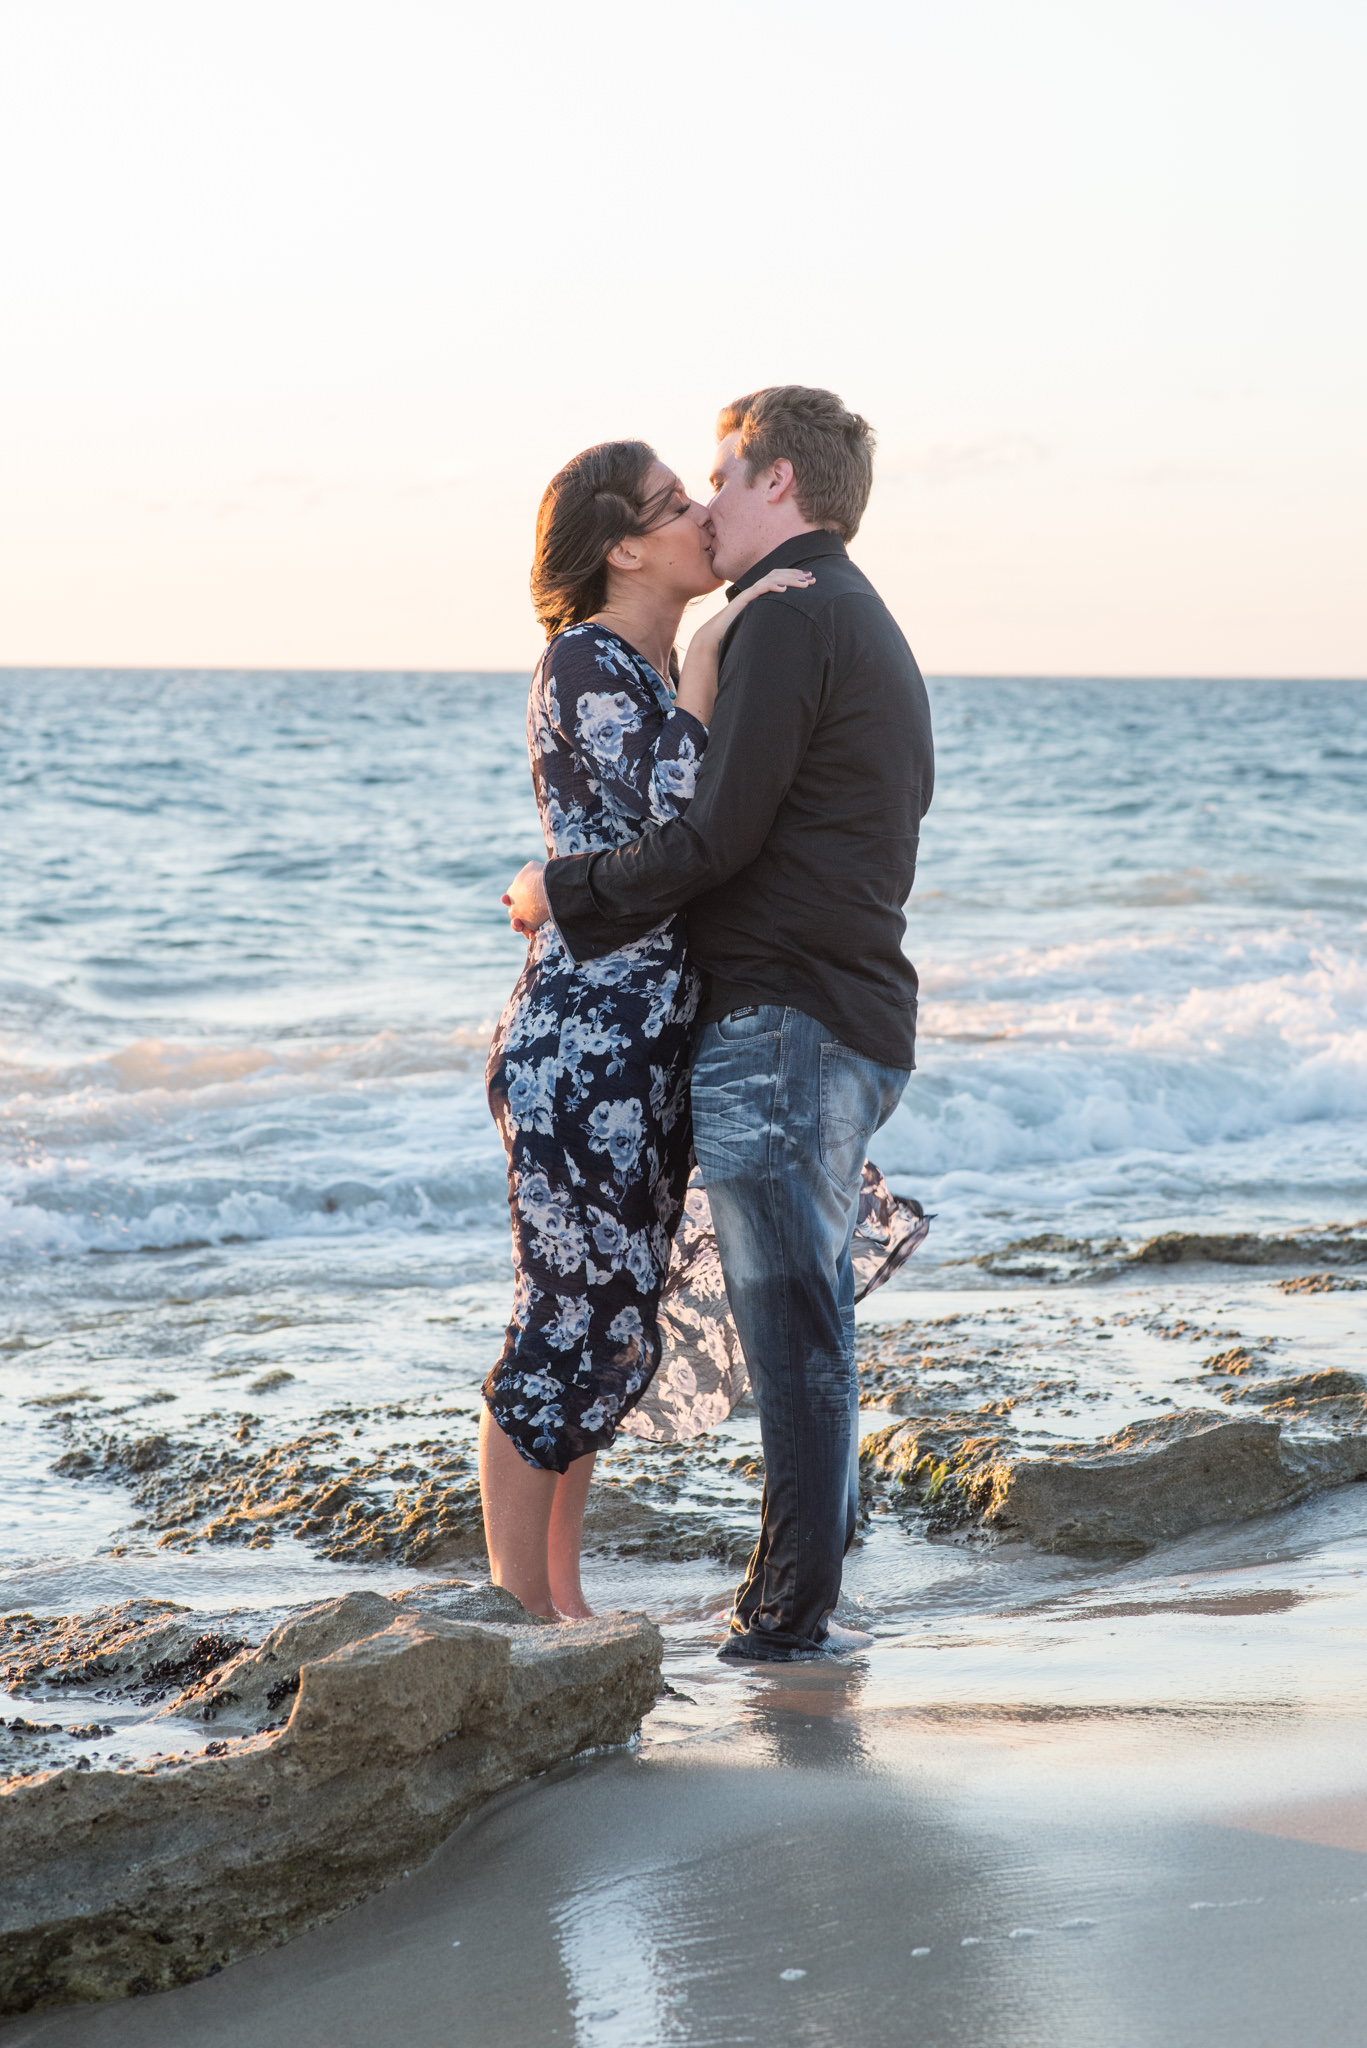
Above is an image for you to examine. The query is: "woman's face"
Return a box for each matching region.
[630,461,722,602]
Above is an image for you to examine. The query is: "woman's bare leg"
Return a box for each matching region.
[548,1452,596,1618]
[479,1407,557,1619]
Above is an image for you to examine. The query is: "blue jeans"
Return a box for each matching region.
[691,1005,910,1659]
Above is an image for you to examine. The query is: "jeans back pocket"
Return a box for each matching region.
[818,1042,880,1192]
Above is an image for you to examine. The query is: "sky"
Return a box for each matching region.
[1,0,1363,676]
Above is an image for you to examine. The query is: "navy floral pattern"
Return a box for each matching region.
[485,625,708,1471]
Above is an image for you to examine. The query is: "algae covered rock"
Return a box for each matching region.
[1,1599,247,1703]
[861,1407,1367,1556]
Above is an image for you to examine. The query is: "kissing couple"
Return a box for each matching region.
[487,384,935,1662]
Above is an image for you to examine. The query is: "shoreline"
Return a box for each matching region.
[4,1262,1367,2035]
[8,1495,1367,2044]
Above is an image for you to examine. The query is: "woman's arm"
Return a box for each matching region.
[672,568,815,727]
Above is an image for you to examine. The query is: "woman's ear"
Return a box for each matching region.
[605,537,644,573]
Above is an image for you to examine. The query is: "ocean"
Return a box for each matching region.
[4,671,1364,1271]
[2,670,1366,1639]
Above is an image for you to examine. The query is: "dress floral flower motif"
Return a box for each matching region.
[485,625,708,1471]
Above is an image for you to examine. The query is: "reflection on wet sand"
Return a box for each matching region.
[1012,1586,1310,1622]
[743,1664,873,1770]
[1225,1789,1367,1855]
[16,1677,1367,2048]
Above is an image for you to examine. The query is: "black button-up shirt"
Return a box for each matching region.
[543,530,935,1070]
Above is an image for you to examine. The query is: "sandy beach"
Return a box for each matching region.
[8,1465,1367,2045]
[7,1266,1367,2043]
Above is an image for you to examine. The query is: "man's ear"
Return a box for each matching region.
[764,459,798,506]
[605,538,644,573]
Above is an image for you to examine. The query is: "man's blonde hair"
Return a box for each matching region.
[717,385,875,541]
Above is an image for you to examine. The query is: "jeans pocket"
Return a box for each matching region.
[818,1043,878,1193]
[713,1005,783,1044]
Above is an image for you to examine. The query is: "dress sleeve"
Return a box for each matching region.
[646,703,708,823]
[546,628,709,832]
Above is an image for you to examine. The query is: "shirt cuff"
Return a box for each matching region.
[543,853,638,964]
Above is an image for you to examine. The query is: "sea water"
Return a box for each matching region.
[1,670,1365,1613]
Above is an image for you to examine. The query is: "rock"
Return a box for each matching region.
[582,1481,752,1568]
[45,1393,758,1574]
[860,1416,1016,1536]
[863,1384,954,1417]
[1,1601,247,1702]
[394,1581,543,1627]
[1201,1347,1259,1376]
[861,1407,1367,1556]
[956,1224,1367,1282]
[1238,1370,1367,1408]
[0,1601,661,2017]
[154,1589,402,1731]
[47,1412,487,1568]
[122,1435,174,1473]
[1128,1230,1365,1270]
[155,1584,537,1733]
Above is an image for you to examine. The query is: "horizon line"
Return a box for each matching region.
[2,666,1365,687]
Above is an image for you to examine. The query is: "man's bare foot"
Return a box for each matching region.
[554,1598,595,1620]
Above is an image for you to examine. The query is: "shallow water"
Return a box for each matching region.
[1,671,1365,1692]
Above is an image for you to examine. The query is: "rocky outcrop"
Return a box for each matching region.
[41,1401,759,1573]
[0,1588,662,2018]
[1229,1369,1367,1408]
[1276,1272,1366,1295]
[43,1409,486,1568]
[861,1407,1367,1556]
[2,1599,248,1704]
[956,1223,1367,1283]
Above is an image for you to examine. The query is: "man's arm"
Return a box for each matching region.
[543,599,829,961]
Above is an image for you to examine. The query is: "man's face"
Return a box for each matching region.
[705,433,771,583]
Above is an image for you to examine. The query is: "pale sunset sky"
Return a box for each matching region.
[2,0,1363,675]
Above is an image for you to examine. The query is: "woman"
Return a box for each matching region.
[481,440,810,1618]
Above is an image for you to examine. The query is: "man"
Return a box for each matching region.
[504,385,934,1659]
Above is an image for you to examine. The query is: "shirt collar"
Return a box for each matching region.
[725,530,848,602]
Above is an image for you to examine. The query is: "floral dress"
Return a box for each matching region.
[485,623,709,1471]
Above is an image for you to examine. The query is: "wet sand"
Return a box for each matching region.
[8,1530,1367,2048]
[6,1269,1367,2042]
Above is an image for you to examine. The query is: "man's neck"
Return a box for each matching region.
[727,527,845,596]
[727,521,827,584]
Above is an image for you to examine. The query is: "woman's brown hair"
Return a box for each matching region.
[530,440,678,640]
